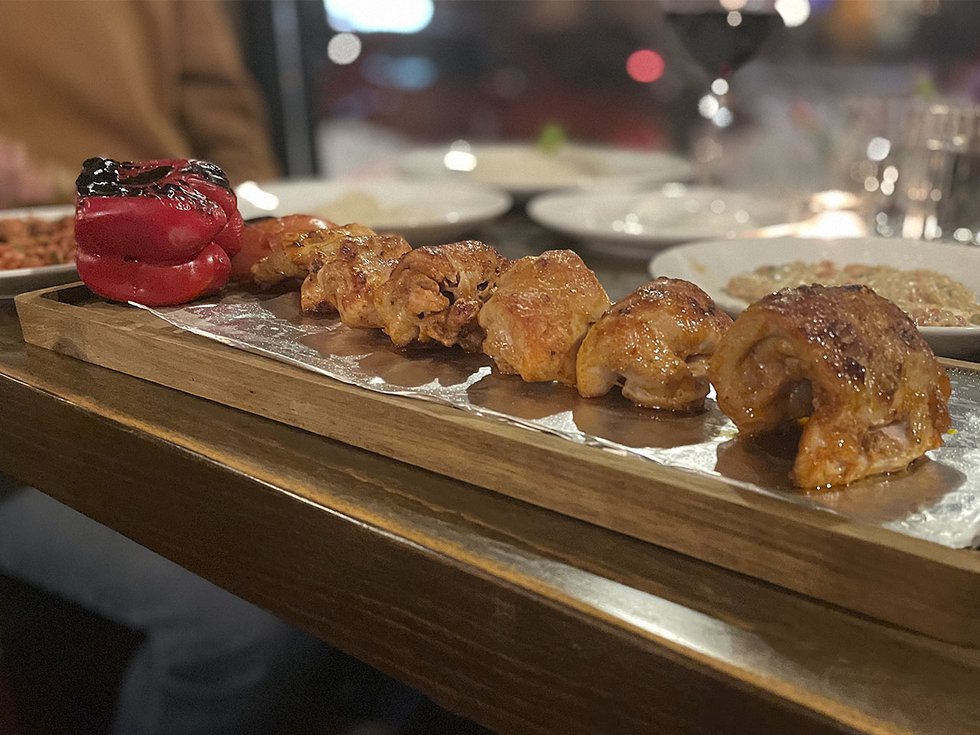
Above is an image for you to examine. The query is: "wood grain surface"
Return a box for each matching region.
[15,284,980,649]
[4,299,980,734]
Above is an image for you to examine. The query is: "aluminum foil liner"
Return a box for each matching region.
[142,291,980,549]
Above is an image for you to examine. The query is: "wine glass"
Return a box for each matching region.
[663,0,785,182]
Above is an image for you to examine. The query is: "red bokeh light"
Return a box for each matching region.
[626,48,664,82]
[625,49,665,83]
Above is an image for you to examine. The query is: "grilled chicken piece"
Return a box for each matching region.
[479,249,610,386]
[576,277,733,411]
[300,231,412,327]
[232,215,330,283]
[374,241,509,352]
[709,284,952,488]
[252,222,376,287]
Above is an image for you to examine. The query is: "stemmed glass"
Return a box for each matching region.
[663,0,786,182]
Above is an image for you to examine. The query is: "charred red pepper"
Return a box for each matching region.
[74,157,243,306]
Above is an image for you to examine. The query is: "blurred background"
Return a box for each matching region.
[229,0,980,195]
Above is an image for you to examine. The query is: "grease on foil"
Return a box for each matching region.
[140,292,980,549]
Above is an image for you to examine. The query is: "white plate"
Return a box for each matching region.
[649,236,980,360]
[396,142,693,199]
[527,185,792,257]
[0,205,77,299]
[236,177,511,245]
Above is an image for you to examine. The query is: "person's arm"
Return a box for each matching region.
[175,0,282,184]
[0,136,63,209]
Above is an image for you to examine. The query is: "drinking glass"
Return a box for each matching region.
[663,0,783,183]
[836,97,980,244]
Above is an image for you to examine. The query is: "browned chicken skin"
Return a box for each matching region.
[577,277,733,411]
[300,231,412,328]
[252,223,376,287]
[709,284,952,488]
[479,249,610,386]
[374,240,510,352]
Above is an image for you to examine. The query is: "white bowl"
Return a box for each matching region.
[649,236,980,360]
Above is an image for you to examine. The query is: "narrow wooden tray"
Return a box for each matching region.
[16,283,980,647]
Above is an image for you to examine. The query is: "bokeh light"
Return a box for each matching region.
[697,94,734,127]
[775,0,811,27]
[626,49,666,83]
[327,32,362,65]
[443,150,477,172]
[698,95,721,118]
[866,136,891,162]
[324,0,433,34]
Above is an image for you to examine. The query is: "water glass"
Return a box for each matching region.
[835,97,980,244]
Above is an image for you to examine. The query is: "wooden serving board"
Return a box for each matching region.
[16,283,980,647]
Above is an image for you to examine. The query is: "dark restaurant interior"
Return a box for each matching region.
[1,1,980,734]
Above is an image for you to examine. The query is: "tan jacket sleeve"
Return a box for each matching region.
[176,0,282,183]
